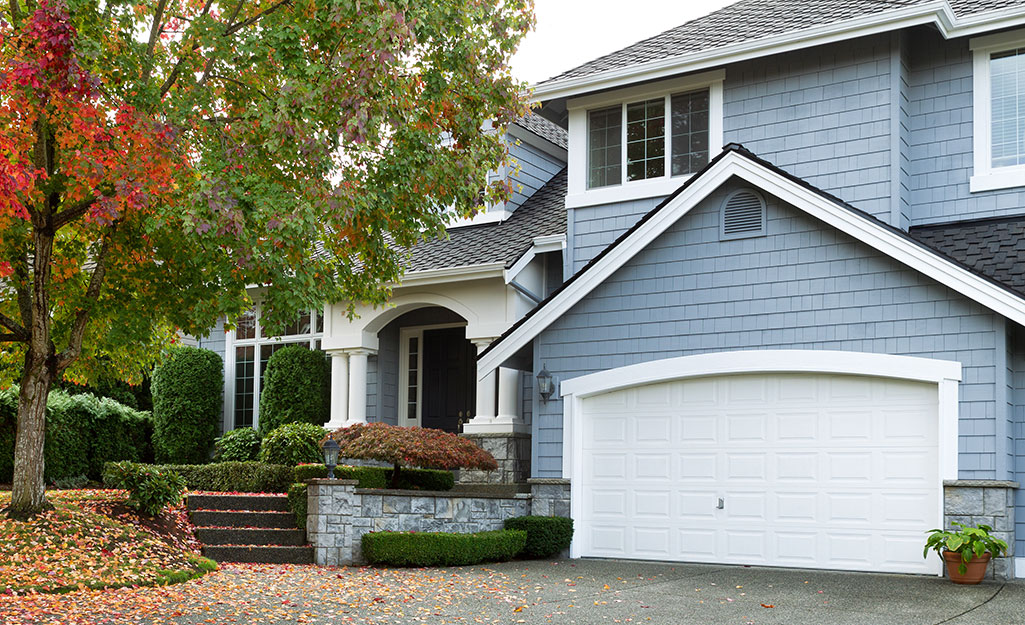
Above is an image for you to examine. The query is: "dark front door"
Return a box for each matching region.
[421,327,476,433]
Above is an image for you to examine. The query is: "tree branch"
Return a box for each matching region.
[0,312,28,342]
[9,0,22,24]
[209,73,272,101]
[56,234,112,371]
[141,0,170,84]
[52,197,96,231]
[224,0,291,36]
[158,0,215,98]
[0,333,28,343]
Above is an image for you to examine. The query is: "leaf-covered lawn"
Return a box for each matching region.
[0,489,213,594]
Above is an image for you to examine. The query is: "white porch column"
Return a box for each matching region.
[347,349,373,425]
[325,350,349,430]
[495,368,522,424]
[467,338,497,428]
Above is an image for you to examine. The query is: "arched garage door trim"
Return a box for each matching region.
[559,350,962,566]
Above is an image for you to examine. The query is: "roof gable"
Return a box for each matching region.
[478,145,1025,374]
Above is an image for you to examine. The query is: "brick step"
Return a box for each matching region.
[194,527,307,547]
[187,494,289,512]
[189,510,297,529]
[202,544,313,564]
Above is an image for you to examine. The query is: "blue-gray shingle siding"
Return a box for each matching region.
[534,181,1004,479]
[506,138,564,214]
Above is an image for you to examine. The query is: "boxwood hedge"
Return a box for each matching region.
[293,463,454,491]
[361,530,527,567]
[504,516,574,558]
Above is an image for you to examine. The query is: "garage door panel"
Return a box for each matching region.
[579,372,940,574]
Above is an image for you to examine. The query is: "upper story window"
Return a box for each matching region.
[568,70,723,208]
[970,31,1025,193]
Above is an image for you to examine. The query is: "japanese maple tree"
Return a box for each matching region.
[328,422,497,487]
[0,0,532,515]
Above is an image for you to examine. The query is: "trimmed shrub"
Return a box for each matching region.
[292,463,454,491]
[215,428,262,462]
[504,516,574,558]
[103,461,187,516]
[151,347,223,464]
[362,530,527,567]
[258,345,329,435]
[287,483,307,529]
[0,387,152,483]
[260,423,326,466]
[142,461,293,493]
[328,423,496,487]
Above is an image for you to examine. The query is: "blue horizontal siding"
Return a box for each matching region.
[535,181,1003,480]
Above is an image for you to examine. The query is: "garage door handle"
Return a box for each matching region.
[716,498,724,510]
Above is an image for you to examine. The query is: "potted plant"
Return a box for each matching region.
[923,522,1008,584]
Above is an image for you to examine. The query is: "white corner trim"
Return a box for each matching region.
[505,234,567,283]
[1015,557,1025,578]
[396,262,506,287]
[477,150,1025,376]
[531,1,1025,102]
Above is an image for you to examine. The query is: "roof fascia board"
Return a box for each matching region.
[396,262,506,288]
[505,234,567,283]
[507,124,568,161]
[531,1,1025,102]
[478,150,1025,376]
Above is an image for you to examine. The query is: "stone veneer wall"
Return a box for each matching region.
[307,479,531,566]
[457,433,531,485]
[528,478,571,518]
[943,480,1018,580]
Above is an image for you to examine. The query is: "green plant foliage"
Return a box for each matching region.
[151,347,224,464]
[504,516,574,559]
[361,530,527,567]
[260,423,327,467]
[215,428,262,462]
[328,422,496,487]
[258,346,330,435]
[102,462,187,516]
[105,461,294,493]
[924,521,1009,575]
[0,387,152,483]
[291,463,454,490]
[287,483,308,530]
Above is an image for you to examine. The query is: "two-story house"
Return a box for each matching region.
[200,0,1025,579]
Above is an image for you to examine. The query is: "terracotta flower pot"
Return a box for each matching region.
[942,550,991,584]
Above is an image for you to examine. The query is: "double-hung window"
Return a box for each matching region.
[971,31,1025,192]
[569,70,723,208]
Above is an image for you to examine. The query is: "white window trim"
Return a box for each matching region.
[970,29,1025,193]
[225,303,325,431]
[566,70,725,209]
[397,322,467,427]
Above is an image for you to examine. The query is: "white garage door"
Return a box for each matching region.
[579,373,939,574]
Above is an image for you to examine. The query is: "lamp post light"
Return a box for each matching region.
[536,364,554,404]
[322,438,340,479]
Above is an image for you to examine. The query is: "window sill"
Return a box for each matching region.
[970,168,1025,193]
[566,175,693,209]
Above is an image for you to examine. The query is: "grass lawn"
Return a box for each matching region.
[0,489,216,594]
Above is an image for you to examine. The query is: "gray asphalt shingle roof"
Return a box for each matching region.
[402,169,567,273]
[542,0,1024,84]
[514,113,568,149]
[910,216,1025,299]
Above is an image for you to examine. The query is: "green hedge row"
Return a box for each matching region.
[362,530,527,567]
[504,516,574,558]
[0,387,153,483]
[103,461,294,493]
[294,463,455,491]
[287,483,307,529]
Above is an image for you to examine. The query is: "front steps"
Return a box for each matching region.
[187,493,313,564]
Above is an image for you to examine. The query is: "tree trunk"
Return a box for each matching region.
[8,349,56,517]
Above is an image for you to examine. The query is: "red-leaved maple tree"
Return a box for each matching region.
[0,0,532,515]
[328,422,498,487]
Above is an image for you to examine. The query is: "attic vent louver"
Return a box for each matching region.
[721,189,765,240]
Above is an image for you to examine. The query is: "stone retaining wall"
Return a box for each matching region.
[307,479,530,566]
[943,480,1018,580]
[457,433,531,484]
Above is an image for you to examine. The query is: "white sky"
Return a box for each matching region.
[511,0,737,85]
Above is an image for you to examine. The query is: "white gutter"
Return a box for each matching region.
[531,1,1025,102]
[394,262,506,287]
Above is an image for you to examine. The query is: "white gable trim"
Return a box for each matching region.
[478,149,1025,376]
[532,1,1025,101]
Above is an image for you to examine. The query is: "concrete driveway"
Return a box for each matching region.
[2,559,1021,624]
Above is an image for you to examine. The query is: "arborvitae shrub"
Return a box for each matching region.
[151,347,223,464]
[258,345,329,435]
